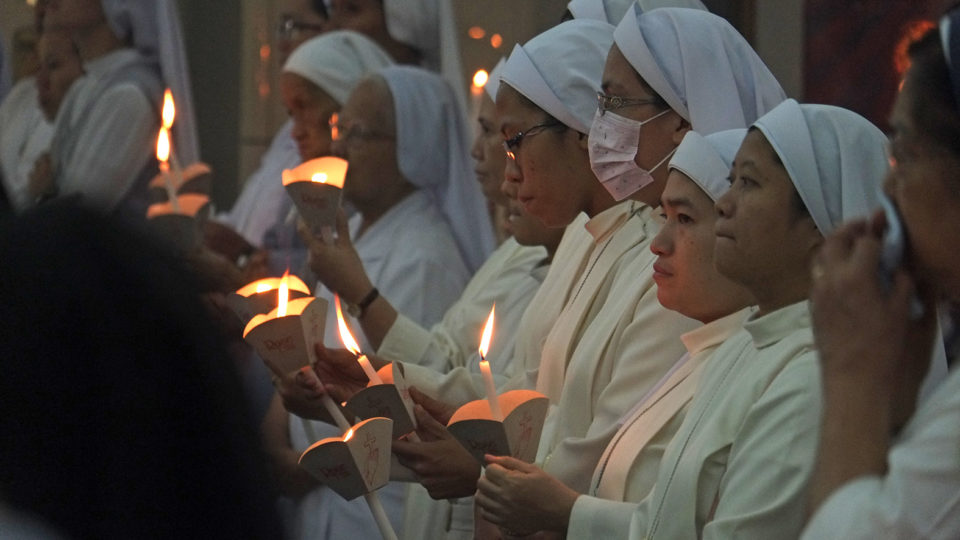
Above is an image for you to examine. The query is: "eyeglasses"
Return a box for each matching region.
[503,121,563,162]
[277,16,326,40]
[596,91,661,116]
[330,117,394,145]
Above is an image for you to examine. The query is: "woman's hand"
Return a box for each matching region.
[810,212,936,427]
[299,209,373,303]
[392,390,480,499]
[475,455,578,535]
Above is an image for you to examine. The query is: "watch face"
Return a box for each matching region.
[346,302,361,318]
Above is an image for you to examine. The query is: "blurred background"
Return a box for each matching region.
[0,0,938,210]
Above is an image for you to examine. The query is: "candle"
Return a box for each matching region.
[161,89,186,192]
[334,295,383,385]
[155,126,180,212]
[478,305,503,421]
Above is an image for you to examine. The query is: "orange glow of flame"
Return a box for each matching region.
[344,427,355,441]
[276,271,290,317]
[162,89,176,129]
[490,34,503,49]
[893,19,936,78]
[468,26,485,40]
[329,112,339,141]
[255,282,272,294]
[473,69,489,89]
[156,126,171,164]
[312,173,329,183]
[334,295,362,356]
[478,304,495,360]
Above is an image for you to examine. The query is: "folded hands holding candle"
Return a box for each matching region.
[476,457,580,537]
[298,209,373,305]
[392,388,480,499]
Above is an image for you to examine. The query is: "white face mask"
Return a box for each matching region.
[588,108,675,201]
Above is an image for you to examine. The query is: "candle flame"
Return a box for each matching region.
[156,127,171,163]
[479,304,495,360]
[473,69,489,89]
[162,89,176,129]
[276,271,290,317]
[312,173,329,183]
[334,295,362,355]
[329,112,339,141]
[344,427,355,441]
[255,282,272,293]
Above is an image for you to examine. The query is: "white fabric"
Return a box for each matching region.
[0,78,54,211]
[386,239,550,540]
[567,0,707,24]
[630,301,821,540]
[381,66,495,272]
[484,57,506,101]
[568,308,749,539]
[219,121,301,246]
[282,31,394,106]
[669,128,746,202]
[535,203,698,492]
[801,365,960,540]
[379,237,548,373]
[382,0,466,112]
[501,19,615,134]
[288,189,470,540]
[395,215,591,407]
[614,6,785,135]
[752,99,888,235]
[101,0,199,165]
[52,49,160,211]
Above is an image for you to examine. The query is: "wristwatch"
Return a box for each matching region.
[346,287,379,318]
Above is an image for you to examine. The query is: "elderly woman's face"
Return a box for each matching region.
[886,71,960,299]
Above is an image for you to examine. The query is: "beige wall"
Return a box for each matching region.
[754,0,804,99]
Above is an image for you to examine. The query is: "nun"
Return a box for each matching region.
[802,11,960,538]
[40,0,197,214]
[528,5,786,497]
[614,100,887,539]
[286,66,490,540]
[209,0,328,257]
[476,130,755,538]
[326,0,466,110]
[564,0,706,24]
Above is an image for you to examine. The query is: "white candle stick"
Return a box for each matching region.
[479,358,503,422]
[357,355,383,385]
[363,491,399,540]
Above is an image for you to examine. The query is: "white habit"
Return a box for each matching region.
[801,364,960,540]
[629,300,821,539]
[567,308,749,537]
[287,189,470,540]
[0,78,53,211]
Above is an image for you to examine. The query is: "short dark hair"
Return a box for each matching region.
[905,27,960,156]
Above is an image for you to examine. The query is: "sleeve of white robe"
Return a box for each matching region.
[57,83,157,210]
[701,352,822,540]
[540,284,693,492]
[800,367,960,540]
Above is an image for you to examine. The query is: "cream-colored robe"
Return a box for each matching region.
[567,308,750,538]
[535,204,699,493]
[625,300,821,540]
[394,212,592,404]
[388,238,550,540]
[379,236,548,373]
